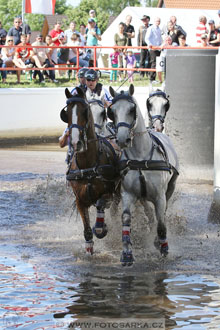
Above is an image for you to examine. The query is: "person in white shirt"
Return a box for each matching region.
[145,17,162,83]
[64,21,79,44]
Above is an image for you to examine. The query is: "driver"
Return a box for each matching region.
[71,67,89,95]
[85,69,112,107]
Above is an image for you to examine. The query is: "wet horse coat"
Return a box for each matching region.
[60,88,119,254]
[108,85,179,265]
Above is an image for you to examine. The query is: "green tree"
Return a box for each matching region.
[55,0,72,14]
[145,0,158,7]
[65,0,110,33]
[97,0,142,16]
[0,0,71,32]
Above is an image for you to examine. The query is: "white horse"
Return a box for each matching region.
[107,84,179,266]
[146,89,170,132]
[88,98,109,136]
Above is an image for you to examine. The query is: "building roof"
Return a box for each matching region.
[45,15,68,30]
[158,0,220,10]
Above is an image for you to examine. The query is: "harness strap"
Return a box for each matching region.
[99,136,119,164]
[67,164,119,182]
[118,159,172,172]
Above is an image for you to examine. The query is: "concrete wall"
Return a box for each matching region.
[165,49,217,181]
[0,86,149,138]
[0,88,67,138]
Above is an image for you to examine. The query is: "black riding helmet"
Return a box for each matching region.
[78,67,89,78]
[85,69,100,80]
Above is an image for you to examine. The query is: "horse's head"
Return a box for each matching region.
[60,87,94,153]
[88,98,107,135]
[146,90,170,132]
[108,84,137,148]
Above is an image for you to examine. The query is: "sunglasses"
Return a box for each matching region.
[86,78,95,82]
[8,40,13,42]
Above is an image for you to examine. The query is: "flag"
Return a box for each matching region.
[25,0,56,15]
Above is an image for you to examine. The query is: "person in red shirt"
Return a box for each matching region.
[49,21,65,47]
[14,34,45,82]
[14,34,42,69]
[196,16,208,44]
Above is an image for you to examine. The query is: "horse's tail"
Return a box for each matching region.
[139,171,147,198]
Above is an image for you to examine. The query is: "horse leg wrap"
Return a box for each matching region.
[122,226,131,244]
[120,251,134,266]
[159,238,168,256]
[92,211,108,239]
[85,240,94,255]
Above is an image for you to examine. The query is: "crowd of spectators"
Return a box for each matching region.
[1,9,220,85]
[0,9,101,84]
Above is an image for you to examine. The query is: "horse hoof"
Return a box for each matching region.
[85,240,94,255]
[92,223,108,239]
[160,242,168,257]
[120,251,134,266]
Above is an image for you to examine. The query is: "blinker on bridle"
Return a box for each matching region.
[66,96,90,151]
[110,94,137,133]
[147,91,170,126]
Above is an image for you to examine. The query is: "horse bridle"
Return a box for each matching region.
[65,96,90,151]
[88,99,107,131]
[146,91,170,127]
[108,94,138,136]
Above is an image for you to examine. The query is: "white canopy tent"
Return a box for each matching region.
[99,6,218,61]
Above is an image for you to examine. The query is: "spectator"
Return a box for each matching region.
[0,21,7,45]
[45,34,57,65]
[32,34,47,66]
[166,22,180,45]
[124,15,135,46]
[49,21,65,47]
[137,15,151,78]
[89,9,98,25]
[145,17,162,84]
[178,34,189,47]
[16,15,31,43]
[160,35,173,87]
[200,33,210,47]
[124,49,136,83]
[57,36,69,76]
[79,24,86,46]
[64,21,79,44]
[109,47,120,82]
[216,10,220,28]
[68,33,89,67]
[170,16,186,36]
[8,17,22,45]
[85,69,112,107]
[86,18,101,66]
[114,22,128,81]
[196,16,208,45]
[44,34,58,82]
[1,36,21,84]
[207,20,220,46]
[14,34,44,83]
[86,18,101,46]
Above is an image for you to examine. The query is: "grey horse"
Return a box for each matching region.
[146,89,170,132]
[107,84,179,266]
[88,98,108,136]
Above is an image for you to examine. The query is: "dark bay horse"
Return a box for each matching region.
[107,84,179,266]
[60,87,119,254]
